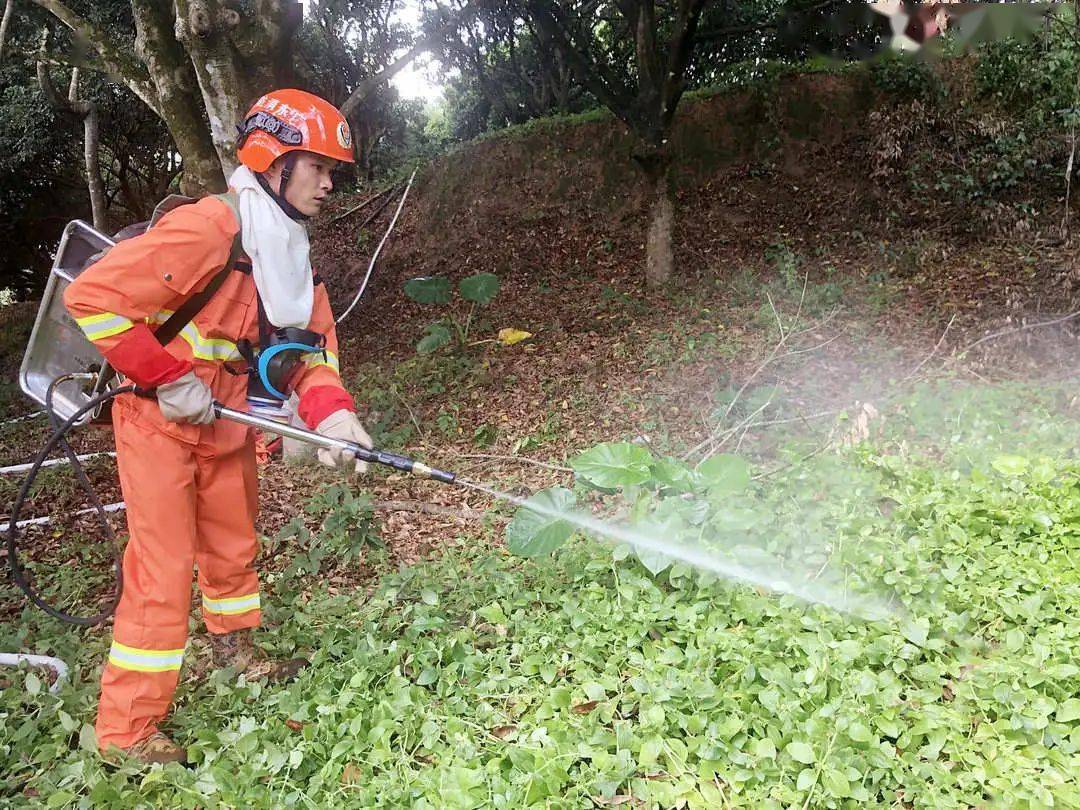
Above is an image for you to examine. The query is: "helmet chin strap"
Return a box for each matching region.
[257,153,309,222]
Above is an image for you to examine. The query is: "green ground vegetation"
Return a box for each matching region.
[2,382,1077,808]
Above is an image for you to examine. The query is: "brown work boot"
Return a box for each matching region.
[111,731,187,765]
[209,628,308,683]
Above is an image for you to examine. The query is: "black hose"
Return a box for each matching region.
[6,384,133,626]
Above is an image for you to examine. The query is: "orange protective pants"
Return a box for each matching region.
[95,399,260,751]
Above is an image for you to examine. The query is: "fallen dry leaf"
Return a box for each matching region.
[572,700,600,714]
[498,328,533,346]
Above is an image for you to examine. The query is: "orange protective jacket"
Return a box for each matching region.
[63,194,354,436]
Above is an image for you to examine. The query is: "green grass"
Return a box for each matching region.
[2,383,1078,807]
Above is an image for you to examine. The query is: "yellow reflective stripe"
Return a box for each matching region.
[179,323,242,362]
[202,592,260,616]
[108,641,184,673]
[76,312,134,341]
[306,350,339,374]
[147,309,241,362]
[76,312,123,326]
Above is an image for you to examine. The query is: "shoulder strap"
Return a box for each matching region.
[154,192,243,347]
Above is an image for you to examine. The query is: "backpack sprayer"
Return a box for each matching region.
[7,215,458,626]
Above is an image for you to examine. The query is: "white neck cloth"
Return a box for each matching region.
[227,165,313,328]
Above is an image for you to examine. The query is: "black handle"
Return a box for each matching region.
[349,446,455,483]
[367,449,414,472]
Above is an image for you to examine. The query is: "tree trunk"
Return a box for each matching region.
[69,68,105,229]
[644,161,675,289]
[132,0,225,194]
[174,0,300,177]
[32,0,298,195]
[82,100,106,230]
[1064,8,1080,240]
[0,0,15,63]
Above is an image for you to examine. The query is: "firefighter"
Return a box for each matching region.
[63,89,370,764]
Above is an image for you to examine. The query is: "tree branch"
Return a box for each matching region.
[661,0,709,129]
[958,309,1080,356]
[340,33,427,118]
[66,63,77,101]
[36,30,105,229]
[525,0,639,133]
[340,1,479,119]
[29,0,158,110]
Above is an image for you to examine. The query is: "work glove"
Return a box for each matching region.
[314,409,372,474]
[156,371,215,425]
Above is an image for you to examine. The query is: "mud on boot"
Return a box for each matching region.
[108,731,187,765]
[209,628,308,683]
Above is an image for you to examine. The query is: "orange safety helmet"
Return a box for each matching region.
[236,88,355,172]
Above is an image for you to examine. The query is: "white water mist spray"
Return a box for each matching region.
[457,479,897,621]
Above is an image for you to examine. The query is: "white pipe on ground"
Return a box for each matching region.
[0,653,69,694]
[0,411,44,427]
[0,452,115,476]
[0,501,126,533]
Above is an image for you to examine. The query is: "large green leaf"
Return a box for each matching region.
[697,454,751,494]
[416,323,452,353]
[459,273,500,305]
[571,442,653,489]
[405,276,452,304]
[649,457,697,493]
[506,487,577,557]
[629,511,688,576]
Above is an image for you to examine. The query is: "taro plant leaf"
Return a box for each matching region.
[506,487,577,557]
[632,515,676,573]
[629,511,689,576]
[405,276,452,304]
[459,273,500,305]
[417,323,452,354]
[697,454,751,494]
[649,457,697,492]
[571,442,653,489]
